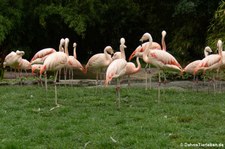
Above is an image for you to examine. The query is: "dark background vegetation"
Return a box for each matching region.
[0,0,224,66]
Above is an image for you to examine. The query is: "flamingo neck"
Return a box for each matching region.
[162,33,166,51]
[120,45,126,60]
[73,47,77,59]
[65,41,69,56]
[143,34,152,63]
[134,57,141,73]
[104,49,111,60]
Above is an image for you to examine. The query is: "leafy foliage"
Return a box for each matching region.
[0,0,222,65]
[207,1,225,49]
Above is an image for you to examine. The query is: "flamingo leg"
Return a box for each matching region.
[44,72,48,91]
[213,73,216,95]
[50,71,61,111]
[128,75,131,87]
[158,71,161,102]
[116,78,121,108]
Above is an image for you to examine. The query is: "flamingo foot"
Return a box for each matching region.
[50,104,61,111]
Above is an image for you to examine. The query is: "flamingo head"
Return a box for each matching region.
[128,46,144,61]
[59,38,65,52]
[16,50,25,56]
[217,39,222,48]
[204,46,212,57]
[105,46,114,55]
[65,38,69,43]
[73,42,77,48]
[120,37,127,49]
[140,32,151,43]
[162,30,167,37]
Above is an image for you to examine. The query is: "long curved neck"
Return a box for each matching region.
[104,48,111,60]
[59,43,63,52]
[161,33,166,51]
[134,57,141,73]
[120,45,126,60]
[204,49,209,57]
[73,46,77,59]
[143,35,152,63]
[65,41,69,56]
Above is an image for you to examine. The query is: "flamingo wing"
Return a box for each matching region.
[149,50,181,68]
[105,59,127,85]
[31,48,56,62]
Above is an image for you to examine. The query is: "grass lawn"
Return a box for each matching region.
[0,84,225,148]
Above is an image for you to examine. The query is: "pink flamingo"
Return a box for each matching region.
[19,59,31,77]
[138,32,182,100]
[194,40,223,92]
[40,48,68,110]
[105,38,141,107]
[85,46,114,85]
[3,50,25,78]
[105,57,141,108]
[128,30,166,61]
[129,30,167,90]
[194,40,223,75]
[183,46,212,89]
[105,58,127,108]
[66,42,85,80]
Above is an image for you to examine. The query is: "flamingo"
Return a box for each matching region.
[194,40,223,75]
[40,47,68,110]
[184,47,212,75]
[84,46,114,85]
[138,32,182,100]
[183,46,212,89]
[105,58,127,108]
[3,50,25,69]
[129,30,167,90]
[194,40,223,92]
[66,42,85,80]
[3,50,25,78]
[19,59,31,78]
[105,38,141,107]
[128,30,166,61]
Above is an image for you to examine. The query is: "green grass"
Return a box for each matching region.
[0,85,225,148]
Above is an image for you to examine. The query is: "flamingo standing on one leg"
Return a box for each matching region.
[138,32,182,101]
[40,50,68,110]
[105,58,127,108]
[85,46,114,86]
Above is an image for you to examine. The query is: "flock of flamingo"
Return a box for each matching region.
[3,31,224,109]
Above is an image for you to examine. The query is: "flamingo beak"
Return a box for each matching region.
[128,50,136,61]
